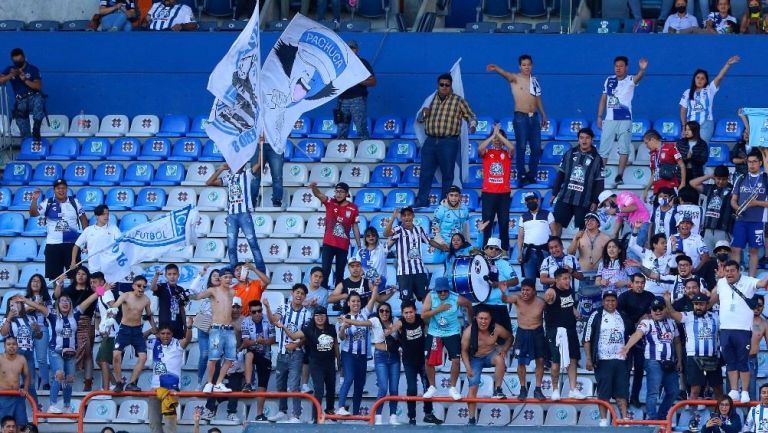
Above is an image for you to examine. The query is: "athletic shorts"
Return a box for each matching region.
[97,337,115,364]
[115,325,147,354]
[685,356,723,388]
[721,329,751,372]
[545,327,581,364]
[731,221,765,249]
[598,120,632,158]
[514,326,548,365]
[595,359,629,400]
[425,334,461,360]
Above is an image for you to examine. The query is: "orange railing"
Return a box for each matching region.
[0,390,40,425]
[665,399,759,433]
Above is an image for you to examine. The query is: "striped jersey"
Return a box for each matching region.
[679,82,718,123]
[337,307,370,355]
[391,224,430,275]
[556,145,604,206]
[241,315,275,359]
[680,311,719,357]
[275,303,311,355]
[5,316,36,352]
[603,75,636,121]
[221,168,254,214]
[146,2,195,30]
[47,308,83,352]
[744,404,768,433]
[539,254,580,290]
[637,317,678,361]
[652,205,677,237]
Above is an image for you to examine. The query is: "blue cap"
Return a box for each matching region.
[434,277,450,292]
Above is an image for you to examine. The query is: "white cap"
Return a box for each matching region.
[232,296,243,307]
[485,237,502,249]
[714,240,731,252]
[598,190,615,205]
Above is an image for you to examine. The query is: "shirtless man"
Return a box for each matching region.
[112,275,156,392]
[0,337,30,425]
[461,309,513,425]
[487,56,548,186]
[750,295,768,399]
[193,268,236,393]
[567,213,611,272]
[503,278,547,399]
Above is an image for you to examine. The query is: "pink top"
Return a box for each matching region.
[616,191,650,225]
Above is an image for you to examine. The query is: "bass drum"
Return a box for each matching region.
[451,255,491,303]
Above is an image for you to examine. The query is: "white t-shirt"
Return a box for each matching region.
[519,211,555,246]
[96,289,116,320]
[602,75,636,121]
[38,197,85,244]
[663,14,699,33]
[98,317,119,338]
[146,3,195,31]
[666,233,708,269]
[680,82,719,123]
[150,336,185,389]
[716,276,757,331]
[584,310,626,360]
[75,224,122,273]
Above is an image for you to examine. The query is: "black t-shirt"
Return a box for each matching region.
[398,315,425,365]
[63,285,96,317]
[154,283,186,327]
[617,289,656,326]
[702,183,734,231]
[339,58,374,100]
[334,277,371,313]
[544,287,577,329]
[672,296,696,313]
[302,323,337,367]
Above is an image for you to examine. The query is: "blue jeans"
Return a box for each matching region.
[644,360,680,420]
[50,351,75,407]
[749,355,758,399]
[250,143,284,206]
[337,97,369,140]
[275,350,304,416]
[99,10,133,31]
[627,223,650,261]
[512,112,542,182]
[374,350,401,414]
[14,93,45,141]
[338,351,368,414]
[416,135,460,205]
[19,350,38,408]
[226,212,266,273]
[34,327,50,387]
[208,327,237,361]
[197,329,209,383]
[523,247,547,279]
[316,0,341,21]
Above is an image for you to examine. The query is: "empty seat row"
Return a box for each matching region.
[4,161,187,187]
[16,136,219,161]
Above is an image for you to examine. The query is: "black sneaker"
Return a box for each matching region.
[468,417,477,426]
[614,174,624,185]
[272,200,282,208]
[242,383,254,392]
[409,418,416,425]
[533,387,546,400]
[518,386,528,399]
[42,384,50,391]
[124,382,141,392]
[630,398,642,408]
[113,381,125,392]
[254,414,268,422]
[423,413,443,425]
[492,387,506,399]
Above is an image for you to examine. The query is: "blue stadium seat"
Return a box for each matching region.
[510,190,529,212]
[87,213,117,227]
[592,118,603,140]
[711,118,744,142]
[307,115,337,138]
[188,115,208,137]
[153,162,185,186]
[541,141,571,164]
[63,162,94,186]
[60,20,89,31]
[141,138,172,160]
[383,140,417,163]
[292,140,324,162]
[43,187,74,201]
[3,162,33,185]
[555,118,590,140]
[156,114,190,137]
[587,18,621,33]
[401,117,417,139]
[400,165,422,187]
[110,137,141,160]
[654,118,681,140]
[26,20,59,31]
[105,187,135,211]
[76,187,105,211]
[534,22,559,33]
[499,116,516,140]
[123,162,155,186]
[528,167,557,188]
[220,20,247,31]
[0,214,24,236]
[631,118,651,141]
[29,163,63,186]
[368,165,401,187]
[353,189,385,212]
[496,22,533,33]
[382,189,415,211]
[290,115,311,138]
[461,190,480,211]
[368,214,391,234]
[284,140,294,161]
[169,138,202,161]
[540,118,556,140]
[371,116,403,139]
[348,117,373,139]
[21,217,46,237]
[91,162,125,186]
[119,213,149,232]
[485,0,512,16]
[470,116,494,139]
[707,143,730,166]
[426,188,442,209]
[0,20,24,31]
[463,165,484,188]
[0,188,10,211]
[541,191,553,210]
[3,238,37,261]
[200,140,224,161]
[203,0,233,16]
[468,141,481,164]
[9,187,36,211]
[421,244,447,264]
[17,138,49,160]
[133,188,167,211]
[47,137,79,160]
[80,137,110,160]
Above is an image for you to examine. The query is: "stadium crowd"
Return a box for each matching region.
[3,42,768,433]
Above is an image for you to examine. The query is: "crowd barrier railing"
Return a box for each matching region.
[0,390,40,425]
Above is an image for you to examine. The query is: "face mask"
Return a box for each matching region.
[750,5,760,12]
[717,253,729,262]
[659,198,669,206]
[526,201,538,211]
[13,60,23,68]
[676,5,687,12]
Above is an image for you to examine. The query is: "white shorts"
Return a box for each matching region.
[599,119,632,158]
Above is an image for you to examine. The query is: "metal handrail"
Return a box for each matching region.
[0,390,40,425]
[665,399,759,433]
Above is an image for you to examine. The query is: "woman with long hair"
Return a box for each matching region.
[335,290,376,416]
[702,395,741,433]
[55,266,96,391]
[676,121,709,182]
[595,239,634,295]
[370,301,401,425]
[25,273,53,390]
[359,226,388,290]
[679,56,739,142]
[190,266,220,387]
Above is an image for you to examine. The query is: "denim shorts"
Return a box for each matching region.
[468,349,499,386]
[115,325,146,354]
[209,326,237,361]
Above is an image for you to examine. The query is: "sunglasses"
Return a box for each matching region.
[251,310,262,314]
[135,284,146,288]
[651,308,664,312]
[438,83,451,88]
[379,309,391,313]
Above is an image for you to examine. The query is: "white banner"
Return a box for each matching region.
[260,14,371,154]
[413,59,469,186]
[204,1,262,172]
[100,205,200,284]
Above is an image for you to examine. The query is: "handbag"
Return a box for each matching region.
[658,163,677,180]
[426,337,444,366]
[192,311,212,333]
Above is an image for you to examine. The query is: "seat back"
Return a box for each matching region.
[5,238,38,261]
[556,117,590,140]
[308,165,340,186]
[384,189,415,210]
[119,213,150,232]
[115,399,148,420]
[154,162,185,185]
[81,138,110,160]
[262,239,289,262]
[707,143,730,166]
[273,215,306,237]
[323,139,355,161]
[631,118,651,140]
[63,162,94,185]
[4,162,32,185]
[0,263,19,288]
[200,140,224,161]
[134,188,167,209]
[123,162,155,185]
[111,137,141,160]
[157,114,190,137]
[26,20,59,31]
[66,114,100,136]
[40,114,69,137]
[83,399,117,421]
[128,114,160,136]
[105,187,136,209]
[711,118,744,142]
[18,138,49,160]
[0,20,24,31]
[183,163,215,186]
[496,22,532,32]
[293,139,325,161]
[141,138,172,160]
[308,116,337,138]
[287,188,322,211]
[188,115,209,137]
[287,239,320,262]
[384,139,416,162]
[0,188,10,210]
[251,214,274,237]
[369,165,401,187]
[282,163,309,185]
[354,139,386,162]
[372,116,402,138]
[170,138,203,161]
[444,403,473,425]
[197,187,227,210]
[76,187,105,211]
[339,164,371,186]
[510,404,544,426]
[465,21,497,32]
[653,118,681,140]
[192,239,226,261]
[353,188,385,211]
[477,403,511,426]
[49,137,80,159]
[61,20,90,31]
[96,114,130,137]
[30,162,63,186]
[586,18,621,33]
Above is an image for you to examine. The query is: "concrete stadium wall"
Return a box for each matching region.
[0,32,766,123]
[0,0,97,22]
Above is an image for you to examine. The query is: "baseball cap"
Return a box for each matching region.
[347,40,359,49]
[602,289,618,299]
[585,213,601,225]
[335,182,350,193]
[676,216,694,227]
[53,178,67,187]
[692,294,709,304]
[650,297,665,310]
[434,277,450,292]
[714,240,731,253]
[348,255,361,265]
[314,306,328,316]
[448,185,462,194]
[598,190,616,205]
[523,191,540,200]
[714,165,730,178]
[232,296,243,307]
[485,237,502,249]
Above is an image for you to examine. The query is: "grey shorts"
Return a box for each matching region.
[599,120,633,158]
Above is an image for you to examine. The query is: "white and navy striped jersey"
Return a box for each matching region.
[337,307,370,355]
[679,82,718,123]
[539,254,580,290]
[680,311,719,357]
[637,317,678,361]
[5,316,36,352]
[744,404,768,433]
[652,205,677,238]
[47,308,83,352]
[146,2,195,31]
[275,303,311,355]
[221,168,254,215]
[391,225,430,276]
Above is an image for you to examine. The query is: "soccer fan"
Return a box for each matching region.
[241,300,275,421]
[518,191,555,278]
[618,273,657,407]
[432,185,470,245]
[0,48,45,144]
[147,319,193,432]
[504,279,547,399]
[567,213,611,273]
[336,40,376,140]
[642,130,687,201]
[71,205,120,274]
[477,123,514,250]
[539,236,582,291]
[730,149,768,276]
[143,0,197,30]
[112,275,157,392]
[690,165,735,253]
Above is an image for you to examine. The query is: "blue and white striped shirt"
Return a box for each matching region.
[47,308,83,352]
[146,3,195,31]
[680,311,719,357]
[275,303,311,355]
[221,168,254,215]
[337,307,370,355]
[679,82,718,123]
[638,318,678,361]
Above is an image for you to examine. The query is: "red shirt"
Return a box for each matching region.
[482,148,512,193]
[650,142,682,194]
[322,198,359,250]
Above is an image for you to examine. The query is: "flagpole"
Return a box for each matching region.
[257,0,266,209]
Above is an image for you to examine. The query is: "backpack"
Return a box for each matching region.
[44,196,82,230]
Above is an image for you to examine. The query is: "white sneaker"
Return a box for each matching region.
[551,389,561,401]
[569,389,586,400]
[202,382,214,393]
[47,404,63,414]
[728,389,740,401]
[201,408,215,420]
[301,384,312,393]
[268,411,287,422]
[213,383,232,392]
[335,407,351,416]
[741,390,751,403]
[284,417,301,424]
[375,415,384,425]
[389,414,401,425]
[423,386,438,399]
[599,419,609,427]
[449,386,462,400]
[227,413,239,422]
